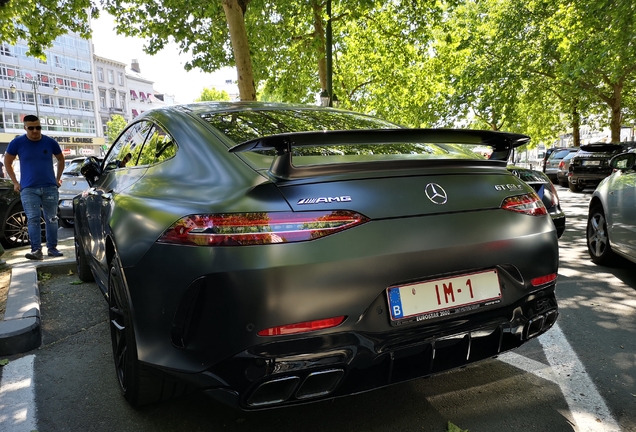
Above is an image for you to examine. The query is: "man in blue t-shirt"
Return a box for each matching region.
[4,115,65,260]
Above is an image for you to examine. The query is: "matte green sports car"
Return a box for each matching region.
[74,102,559,409]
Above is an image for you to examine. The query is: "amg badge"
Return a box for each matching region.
[297,196,352,205]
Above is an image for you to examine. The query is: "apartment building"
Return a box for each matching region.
[0,33,104,157]
[94,55,129,137]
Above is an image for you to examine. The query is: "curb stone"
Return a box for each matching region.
[0,238,75,356]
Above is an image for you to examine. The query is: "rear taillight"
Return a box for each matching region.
[501,193,547,216]
[158,211,369,246]
[531,273,557,286]
[558,161,564,169]
[257,316,346,336]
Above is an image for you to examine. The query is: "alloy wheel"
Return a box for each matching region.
[587,209,612,264]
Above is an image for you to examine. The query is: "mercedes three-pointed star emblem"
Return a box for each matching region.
[425,183,448,205]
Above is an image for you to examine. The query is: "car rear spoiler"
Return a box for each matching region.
[580,143,624,152]
[229,129,530,180]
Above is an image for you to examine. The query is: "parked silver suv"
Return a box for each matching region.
[57,157,96,227]
[544,147,578,183]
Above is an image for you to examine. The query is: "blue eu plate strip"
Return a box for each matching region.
[388,288,404,319]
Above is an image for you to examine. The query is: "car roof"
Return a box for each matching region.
[172,101,331,117]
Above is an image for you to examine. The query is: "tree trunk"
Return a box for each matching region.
[222,0,257,101]
[608,84,623,143]
[312,0,327,92]
[571,103,580,147]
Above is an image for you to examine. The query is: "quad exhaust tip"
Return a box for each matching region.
[247,369,344,407]
[525,309,558,340]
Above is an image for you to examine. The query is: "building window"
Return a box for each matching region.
[99,90,106,108]
[97,67,104,82]
[119,92,126,111]
[108,70,114,84]
[117,72,124,86]
[110,91,116,108]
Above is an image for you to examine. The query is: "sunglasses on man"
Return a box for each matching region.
[27,126,42,130]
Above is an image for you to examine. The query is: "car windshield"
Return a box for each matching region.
[63,159,84,176]
[201,109,495,161]
[549,149,572,160]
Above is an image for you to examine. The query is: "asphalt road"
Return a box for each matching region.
[0,187,634,432]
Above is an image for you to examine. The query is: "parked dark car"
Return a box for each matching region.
[74,102,559,409]
[544,148,578,182]
[58,157,95,228]
[508,167,566,237]
[568,142,635,192]
[0,179,45,248]
[587,150,636,265]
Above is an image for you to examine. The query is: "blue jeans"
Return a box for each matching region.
[20,186,59,251]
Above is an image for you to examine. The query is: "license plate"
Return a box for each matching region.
[60,200,73,208]
[582,160,600,166]
[387,270,501,322]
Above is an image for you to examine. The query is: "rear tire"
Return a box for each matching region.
[108,254,189,406]
[587,206,614,265]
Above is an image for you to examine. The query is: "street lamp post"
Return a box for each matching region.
[9,79,59,118]
[31,80,39,117]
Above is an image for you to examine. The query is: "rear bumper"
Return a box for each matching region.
[569,173,609,188]
[118,210,558,408]
[544,168,559,180]
[166,287,558,409]
[58,196,76,220]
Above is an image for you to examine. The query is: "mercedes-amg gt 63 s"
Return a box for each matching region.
[74,102,559,409]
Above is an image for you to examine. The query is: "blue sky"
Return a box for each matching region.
[90,12,235,103]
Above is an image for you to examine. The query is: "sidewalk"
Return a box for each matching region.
[0,237,75,356]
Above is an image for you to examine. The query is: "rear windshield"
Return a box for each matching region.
[201,109,495,161]
[550,149,573,159]
[63,160,84,175]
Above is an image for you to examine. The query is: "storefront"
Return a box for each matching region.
[0,132,105,156]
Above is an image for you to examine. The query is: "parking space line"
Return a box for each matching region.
[0,355,37,432]
[501,323,620,432]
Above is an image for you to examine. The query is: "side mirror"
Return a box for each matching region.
[609,152,636,170]
[80,156,102,187]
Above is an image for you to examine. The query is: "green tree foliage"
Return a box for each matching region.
[471,0,636,143]
[0,0,97,58]
[196,87,231,102]
[102,0,378,103]
[9,0,631,146]
[329,1,444,127]
[106,115,128,144]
